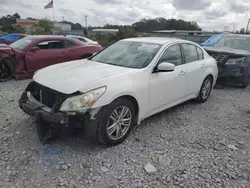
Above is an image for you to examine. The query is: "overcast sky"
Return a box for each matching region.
[1,0,250,31]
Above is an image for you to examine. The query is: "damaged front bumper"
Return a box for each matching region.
[19,90,105,143]
[19,91,68,124]
[217,65,249,85]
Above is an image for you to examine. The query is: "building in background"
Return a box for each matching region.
[91,29,119,35]
[149,30,221,44]
[53,22,71,30]
[52,22,72,35]
[15,18,37,33]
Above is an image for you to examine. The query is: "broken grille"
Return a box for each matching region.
[32,82,68,108]
[208,53,229,67]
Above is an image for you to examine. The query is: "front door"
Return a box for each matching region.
[149,43,188,115]
[25,40,69,73]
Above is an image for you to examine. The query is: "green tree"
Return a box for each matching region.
[0,13,21,33]
[34,19,54,34]
[132,17,202,32]
[83,28,88,35]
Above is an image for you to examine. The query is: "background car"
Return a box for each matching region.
[19,37,218,146]
[0,33,26,45]
[0,35,103,81]
[202,33,250,88]
[66,35,99,45]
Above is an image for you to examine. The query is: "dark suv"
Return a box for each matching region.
[202,34,250,88]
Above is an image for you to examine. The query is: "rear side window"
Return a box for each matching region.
[196,47,204,60]
[79,38,87,42]
[182,44,199,63]
[37,40,65,49]
[158,44,183,66]
[64,40,76,48]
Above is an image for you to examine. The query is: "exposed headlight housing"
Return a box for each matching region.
[225,57,245,65]
[60,86,106,112]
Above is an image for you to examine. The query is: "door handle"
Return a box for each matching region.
[179,70,186,76]
[62,51,68,54]
[201,63,205,68]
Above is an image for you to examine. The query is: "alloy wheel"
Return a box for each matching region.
[201,79,212,100]
[107,106,132,140]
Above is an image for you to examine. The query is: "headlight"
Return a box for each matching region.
[60,86,106,112]
[225,57,245,65]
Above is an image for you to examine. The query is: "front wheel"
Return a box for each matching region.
[195,76,213,103]
[0,60,13,82]
[96,98,136,146]
[239,72,249,88]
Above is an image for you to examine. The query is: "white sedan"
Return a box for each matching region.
[19,37,218,146]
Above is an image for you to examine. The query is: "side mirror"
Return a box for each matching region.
[30,46,40,52]
[157,62,175,72]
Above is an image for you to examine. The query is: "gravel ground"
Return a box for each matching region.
[0,79,250,188]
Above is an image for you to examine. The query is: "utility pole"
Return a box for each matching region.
[84,15,88,31]
[246,19,250,34]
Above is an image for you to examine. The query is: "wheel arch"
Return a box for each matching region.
[204,68,216,86]
[0,57,14,79]
[113,95,140,122]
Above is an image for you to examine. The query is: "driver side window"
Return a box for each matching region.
[158,44,183,66]
[36,40,65,50]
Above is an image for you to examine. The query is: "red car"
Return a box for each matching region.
[0,35,103,81]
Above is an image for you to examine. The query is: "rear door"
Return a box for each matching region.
[25,39,69,73]
[181,43,206,95]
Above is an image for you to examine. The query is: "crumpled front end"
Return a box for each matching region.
[19,81,104,143]
[0,44,15,61]
[206,52,250,86]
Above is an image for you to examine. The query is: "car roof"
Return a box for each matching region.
[121,37,190,45]
[28,35,66,39]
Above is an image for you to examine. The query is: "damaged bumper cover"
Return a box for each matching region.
[19,91,102,124]
[19,91,68,124]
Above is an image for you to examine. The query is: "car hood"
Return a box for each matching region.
[33,59,138,94]
[204,46,250,56]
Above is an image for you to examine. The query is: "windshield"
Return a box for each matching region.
[90,41,161,69]
[215,36,250,51]
[9,37,37,50]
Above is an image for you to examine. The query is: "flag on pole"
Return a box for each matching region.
[44,0,53,9]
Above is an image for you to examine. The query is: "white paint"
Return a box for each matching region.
[33,37,218,125]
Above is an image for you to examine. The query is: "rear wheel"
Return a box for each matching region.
[0,59,13,82]
[195,76,213,103]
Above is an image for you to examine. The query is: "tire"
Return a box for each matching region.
[195,76,213,103]
[0,59,13,82]
[239,72,249,88]
[95,98,136,146]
